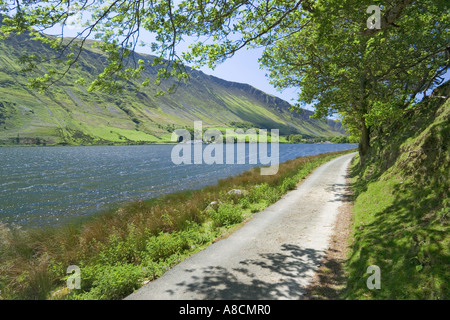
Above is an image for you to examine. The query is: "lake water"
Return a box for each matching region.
[0,143,356,228]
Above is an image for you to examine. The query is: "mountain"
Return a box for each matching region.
[0,22,346,145]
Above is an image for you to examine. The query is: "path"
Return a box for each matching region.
[125,152,356,300]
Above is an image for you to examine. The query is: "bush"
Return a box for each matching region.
[248,183,271,203]
[94,223,148,266]
[280,176,298,194]
[266,187,282,204]
[209,203,244,227]
[69,263,143,300]
[248,183,281,205]
[239,197,251,209]
[145,232,190,262]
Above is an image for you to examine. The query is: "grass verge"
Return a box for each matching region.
[0,149,354,300]
[342,97,449,300]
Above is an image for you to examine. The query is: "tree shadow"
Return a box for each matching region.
[344,174,449,299]
[325,182,354,203]
[171,244,324,300]
[301,251,348,300]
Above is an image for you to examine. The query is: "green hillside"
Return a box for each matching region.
[344,82,449,299]
[0,27,345,146]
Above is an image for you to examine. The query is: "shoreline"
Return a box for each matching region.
[0,141,356,148]
[0,149,356,300]
[0,144,358,230]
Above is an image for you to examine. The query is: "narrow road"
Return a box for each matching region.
[125,152,356,300]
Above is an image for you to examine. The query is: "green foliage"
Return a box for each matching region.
[260,0,449,159]
[344,95,449,299]
[238,197,251,210]
[209,202,244,228]
[97,225,143,265]
[280,176,298,194]
[331,136,351,144]
[145,231,191,262]
[287,134,303,143]
[248,183,271,203]
[69,263,144,300]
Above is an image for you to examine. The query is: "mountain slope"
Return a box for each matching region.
[0,26,345,145]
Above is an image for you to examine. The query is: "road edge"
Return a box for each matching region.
[301,161,355,300]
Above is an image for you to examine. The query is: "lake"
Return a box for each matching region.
[0,143,356,228]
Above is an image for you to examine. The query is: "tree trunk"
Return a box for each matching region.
[359,122,370,165]
[357,71,370,165]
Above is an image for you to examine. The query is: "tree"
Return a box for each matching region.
[259,0,449,161]
[0,1,448,161]
[288,134,303,143]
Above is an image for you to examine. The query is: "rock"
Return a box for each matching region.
[51,287,70,299]
[227,189,247,196]
[209,201,219,207]
[206,201,220,211]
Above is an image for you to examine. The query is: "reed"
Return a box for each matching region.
[0,149,354,299]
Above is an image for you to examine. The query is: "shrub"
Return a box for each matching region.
[209,203,244,227]
[247,183,282,205]
[248,183,271,203]
[239,197,251,209]
[145,232,191,262]
[143,224,214,263]
[266,187,282,204]
[69,263,143,300]
[280,176,298,194]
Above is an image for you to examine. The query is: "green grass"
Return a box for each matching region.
[87,126,161,143]
[343,97,449,300]
[0,149,354,300]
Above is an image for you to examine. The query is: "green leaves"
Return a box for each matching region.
[0,1,313,94]
[261,0,448,152]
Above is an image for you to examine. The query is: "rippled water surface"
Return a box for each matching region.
[0,144,356,228]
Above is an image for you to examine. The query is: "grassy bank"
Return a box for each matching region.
[0,149,354,300]
[343,96,449,299]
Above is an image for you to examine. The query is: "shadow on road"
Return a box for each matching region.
[325,180,353,203]
[170,244,324,299]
